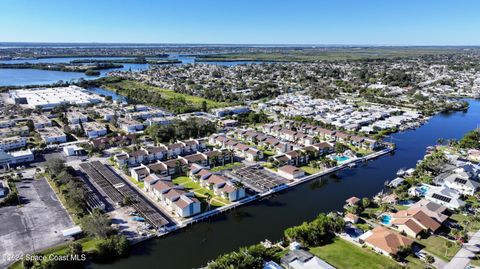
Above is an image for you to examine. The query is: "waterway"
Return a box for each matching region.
[88,100,480,269]
[0,55,269,86]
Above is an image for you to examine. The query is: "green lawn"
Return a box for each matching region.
[300,165,323,175]
[394,204,410,211]
[309,238,400,269]
[128,176,144,189]
[347,144,373,156]
[172,176,193,185]
[103,80,232,110]
[417,236,460,261]
[172,176,230,207]
[450,213,480,232]
[211,162,242,172]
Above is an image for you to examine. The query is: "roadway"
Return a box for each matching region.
[444,230,480,269]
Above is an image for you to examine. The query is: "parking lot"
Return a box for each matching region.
[108,206,156,243]
[231,165,290,193]
[0,178,74,268]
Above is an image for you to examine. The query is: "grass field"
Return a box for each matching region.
[172,176,230,207]
[300,165,323,175]
[128,176,145,189]
[417,236,460,261]
[211,162,242,172]
[309,238,400,269]
[102,80,231,110]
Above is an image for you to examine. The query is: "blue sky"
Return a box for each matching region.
[1,0,479,45]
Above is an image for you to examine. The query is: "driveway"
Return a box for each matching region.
[0,178,74,267]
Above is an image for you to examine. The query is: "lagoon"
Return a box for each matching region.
[0,55,270,86]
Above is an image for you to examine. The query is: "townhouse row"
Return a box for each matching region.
[114,138,208,167]
[208,134,264,161]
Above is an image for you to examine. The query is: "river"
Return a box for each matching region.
[86,100,480,269]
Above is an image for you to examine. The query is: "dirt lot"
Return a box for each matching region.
[0,178,74,268]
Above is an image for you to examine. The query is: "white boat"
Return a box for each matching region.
[396,169,406,177]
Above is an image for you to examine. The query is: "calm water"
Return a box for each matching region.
[0,56,270,86]
[89,100,480,269]
[87,87,127,102]
[0,60,150,86]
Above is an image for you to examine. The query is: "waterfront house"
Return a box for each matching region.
[408,199,448,223]
[143,174,162,192]
[359,226,414,256]
[390,209,441,238]
[334,131,350,143]
[345,196,360,206]
[440,172,479,196]
[344,213,360,224]
[424,186,465,210]
[281,249,335,269]
[277,165,305,180]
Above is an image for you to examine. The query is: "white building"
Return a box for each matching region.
[82,122,108,139]
[38,127,67,144]
[10,85,103,110]
[63,145,84,156]
[0,149,34,168]
[277,165,304,180]
[0,136,27,151]
[118,118,144,133]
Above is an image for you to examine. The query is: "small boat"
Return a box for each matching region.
[348,163,357,168]
[396,169,406,177]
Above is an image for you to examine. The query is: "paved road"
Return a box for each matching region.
[444,230,480,269]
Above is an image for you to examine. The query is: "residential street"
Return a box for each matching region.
[444,230,480,269]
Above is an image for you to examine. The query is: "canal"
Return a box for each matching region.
[89,100,480,269]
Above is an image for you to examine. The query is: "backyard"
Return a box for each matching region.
[172,176,230,209]
[309,238,404,269]
[300,165,323,175]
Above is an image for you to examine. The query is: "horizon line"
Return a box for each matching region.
[1,41,480,48]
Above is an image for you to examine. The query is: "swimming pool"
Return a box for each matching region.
[417,185,429,196]
[380,215,392,225]
[334,156,350,162]
[398,200,415,206]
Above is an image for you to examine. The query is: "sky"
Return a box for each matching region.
[1,0,479,45]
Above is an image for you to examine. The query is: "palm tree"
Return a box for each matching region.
[444,240,453,258]
[205,193,213,211]
[228,149,235,164]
